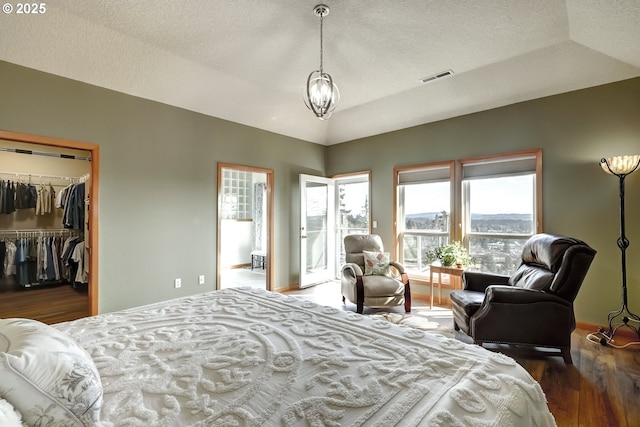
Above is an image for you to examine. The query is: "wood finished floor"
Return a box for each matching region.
[1,279,638,426]
[0,281,89,324]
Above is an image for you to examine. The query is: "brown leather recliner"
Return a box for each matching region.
[450,233,596,364]
[341,234,411,314]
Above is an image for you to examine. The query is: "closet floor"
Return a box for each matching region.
[0,283,90,324]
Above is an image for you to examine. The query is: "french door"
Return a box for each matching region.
[299,175,335,288]
[299,173,371,288]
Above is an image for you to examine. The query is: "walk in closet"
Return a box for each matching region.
[0,136,93,323]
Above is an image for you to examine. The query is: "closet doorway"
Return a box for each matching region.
[0,130,99,322]
[217,163,273,291]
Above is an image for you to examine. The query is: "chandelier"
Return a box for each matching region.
[304,4,340,120]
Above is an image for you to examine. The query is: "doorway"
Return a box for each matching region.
[0,130,100,318]
[299,172,370,288]
[217,163,273,290]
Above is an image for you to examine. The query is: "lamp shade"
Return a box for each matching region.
[600,155,640,175]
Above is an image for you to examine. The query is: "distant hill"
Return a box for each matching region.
[470,213,532,221]
[406,212,532,221]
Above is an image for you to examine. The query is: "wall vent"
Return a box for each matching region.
[420,69,454,84]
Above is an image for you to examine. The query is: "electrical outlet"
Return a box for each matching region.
[198,275,205,285]
[174,278,182,289]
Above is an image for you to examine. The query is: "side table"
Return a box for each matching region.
[429,264,466,309]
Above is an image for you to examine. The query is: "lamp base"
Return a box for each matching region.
[603,303,640,341]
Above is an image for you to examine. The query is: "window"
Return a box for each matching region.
[462,153,540,275]
[394,150,541,278]
[335,173,370,273]
[221,169,252,219]
[395,163,453,276]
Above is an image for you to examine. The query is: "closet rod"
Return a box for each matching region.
[0,171,83,182]
[0,147,91,161]
[0,228,79,235]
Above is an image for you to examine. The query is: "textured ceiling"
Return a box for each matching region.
[1,0,639,145]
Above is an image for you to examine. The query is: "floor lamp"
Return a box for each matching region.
[600,154,640,341]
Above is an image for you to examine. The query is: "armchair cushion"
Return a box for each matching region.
[363,250,392,276]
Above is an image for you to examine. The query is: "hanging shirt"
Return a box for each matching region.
[4,240,16,276]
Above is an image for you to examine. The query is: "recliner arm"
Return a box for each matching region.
[462,271,510,293]
[472,285,576,349]
[388,261,406,275]
[484,285,572,307]
[341,262,363,279]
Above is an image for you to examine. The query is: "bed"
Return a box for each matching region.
[1,287,557,426]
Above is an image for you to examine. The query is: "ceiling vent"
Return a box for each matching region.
[420,69,454,84]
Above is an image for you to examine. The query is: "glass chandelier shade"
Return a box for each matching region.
[600,155,640,176]
[304,4,340,120]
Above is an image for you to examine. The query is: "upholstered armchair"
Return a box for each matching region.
[450,233,596,364]
[341,234,411,314]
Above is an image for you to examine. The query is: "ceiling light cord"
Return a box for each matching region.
[320,11,324,75]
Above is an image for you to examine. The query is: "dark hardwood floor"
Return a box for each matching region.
[0,280,90,324]
[1,278,638,426]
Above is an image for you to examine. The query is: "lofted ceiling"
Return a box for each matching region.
[1,1,639,145]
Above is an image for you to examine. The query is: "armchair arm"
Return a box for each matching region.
[462,271,510,292]
[341,263,363,279]
[388,261,406,275]
[484,285,571,307]
[472,285,575,349]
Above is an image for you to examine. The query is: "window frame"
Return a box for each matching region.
[333,171,372,277]
[460,150,543,274]
[394,149,542,281]
[393,161,455,280]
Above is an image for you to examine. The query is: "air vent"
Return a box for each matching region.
[420,69,454,84]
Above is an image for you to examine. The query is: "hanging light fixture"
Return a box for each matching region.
[304,4,340,120]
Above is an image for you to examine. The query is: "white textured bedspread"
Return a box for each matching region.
[54,288,556,426]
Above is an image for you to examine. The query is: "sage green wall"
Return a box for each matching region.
[0,61,325,313]
[327,77,640,327]
[2,59,639,327]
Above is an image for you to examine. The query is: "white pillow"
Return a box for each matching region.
[0,398,24,427]
[0,318,103,426]
[363,250,392,276]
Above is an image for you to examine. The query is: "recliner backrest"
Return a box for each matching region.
[508,233,597,301]
[344,234,384,270]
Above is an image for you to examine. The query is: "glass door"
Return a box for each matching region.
[335,174,370,276]
[299,174,335,287]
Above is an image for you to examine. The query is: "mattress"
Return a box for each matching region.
[54,287,557,426]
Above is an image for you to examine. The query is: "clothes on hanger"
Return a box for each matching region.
[0,180,16,214]
[61,235,87,287]
[58,182,85,229]
[35,184,56,215]
[1,179,55,215]
[0,233,87,288]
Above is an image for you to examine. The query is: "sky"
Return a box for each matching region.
[404,176,534,215]
[315,175,534,217]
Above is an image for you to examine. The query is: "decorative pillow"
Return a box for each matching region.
[0,318,103,427]
[0,398,25,427]
[363,250,392,276]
